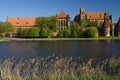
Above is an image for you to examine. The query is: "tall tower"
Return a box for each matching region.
[80,8,85,20]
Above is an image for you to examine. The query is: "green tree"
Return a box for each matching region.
[78,28,84,37]
[19,28,29,38]
[89,20,98,27]
[4,22,14,33]
[84,27,98,38]
[27,28,40,38]
[64,27,71,38]
[35,16,59,32]
[0,22,5,38]
[79,19,90,27]
[71,30,78,38]
[40,24,49,38]
[57,30,64,38]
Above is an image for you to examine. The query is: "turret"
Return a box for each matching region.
[80,8,85,20]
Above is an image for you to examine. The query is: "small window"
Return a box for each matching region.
[17,22,19,24]
[26,22,29,24]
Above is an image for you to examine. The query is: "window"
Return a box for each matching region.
[17,22,19,24]
[26,22,29,24]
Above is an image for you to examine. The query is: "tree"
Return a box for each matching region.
[27,28,40,38]
[0,22,5,38]
[84,27,98,38]
[40,24,49,38]
[57,30,64,38]
[35,16,59,32]
[79,19,90,27]
[4,22,14,33]
[19,29,29,38]
[64,27,71,37]
[77,28,84,37]
[71,30,78,38]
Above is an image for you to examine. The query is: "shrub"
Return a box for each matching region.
[84,27,98,38]
[27,28,40,38]
[19,28,29,38]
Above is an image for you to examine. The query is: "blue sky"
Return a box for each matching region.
[0,0,120,23]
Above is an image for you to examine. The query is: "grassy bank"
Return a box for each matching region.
[0,56,120,80]
[0,36,119,42]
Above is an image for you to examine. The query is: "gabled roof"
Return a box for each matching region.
[57,10,70,19]
[86,12,104,20]
[7,17,36,27]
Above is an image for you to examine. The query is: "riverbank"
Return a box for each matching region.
[0,37,120,42]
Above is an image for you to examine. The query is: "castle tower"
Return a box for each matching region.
[80,8,85,20]
[103,18,111,37]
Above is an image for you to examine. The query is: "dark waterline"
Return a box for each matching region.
[0,40,120,62]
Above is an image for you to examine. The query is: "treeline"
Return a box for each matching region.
[19,22,98,38]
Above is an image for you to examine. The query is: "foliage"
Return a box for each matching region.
[19,28,29,38]
[57,30,64,38]
[0,22,5,38]
[84,27,98,38]
[39,24,49,38]
[79,19,98,27]
[0,22,14,38]
[27,28,40,38]
[64,27,71,37]
[4,22,14,33]
[77,28,84,37]
[35,16,59,32]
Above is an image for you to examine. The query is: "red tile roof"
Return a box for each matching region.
[7,17,36,27]
[86,12,104,20]
[57,10,70,19]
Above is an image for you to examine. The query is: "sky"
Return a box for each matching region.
[0,0,120,23]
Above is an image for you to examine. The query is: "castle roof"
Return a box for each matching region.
[7,17,36,27]
[86,12,104,20]
[57,10,70,19]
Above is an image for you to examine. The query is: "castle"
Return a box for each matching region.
[74,8,114,37]
[5,8,120,37]
[74,8,112,26]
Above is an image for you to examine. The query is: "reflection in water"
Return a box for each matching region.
[0,40,120,61]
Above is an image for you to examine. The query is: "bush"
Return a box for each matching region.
[19,28,29,38]
[84,27,98,38]
[27,28,40,38]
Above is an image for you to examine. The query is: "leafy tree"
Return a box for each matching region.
[79,19,98,27]
[40,24,49,38]
[4,22,14,33]
[89,20,98,27]
[84,27,98,38]
[19,28,29,38]
[57,30,64,38]
[27,28,40,38]
[35,16,59,32]
[48,29,54,38]
[0,22,5,38]
[78,28,84,37]
[79,19,90,27]
[71,30,78,38]
[64,27,71,38]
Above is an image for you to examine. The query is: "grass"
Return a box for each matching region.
[0,56,120,80]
